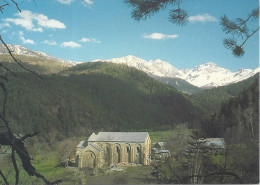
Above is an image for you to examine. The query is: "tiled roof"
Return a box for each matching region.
[203,138,225,148]
[154,142,165,148]
[88,132,149,143]
[89,143,102,152]
[152,148,170,154]
[77,141,87,148]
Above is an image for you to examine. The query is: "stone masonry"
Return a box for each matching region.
[76,132,151,169]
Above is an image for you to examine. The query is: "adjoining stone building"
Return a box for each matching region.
[152,142,170,160]
[76,132,151,169]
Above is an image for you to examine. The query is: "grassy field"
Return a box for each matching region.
[87,165,157,184]
[149,129,193,143]
[33,154,157,184]
[0,129,195,184]
[33,153,67,181]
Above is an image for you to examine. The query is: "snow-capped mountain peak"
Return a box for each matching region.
[92,55,171,77]
[92,55,259,88]
[148,59,179,77]
[0,44,257,88]
[0,44,80,65]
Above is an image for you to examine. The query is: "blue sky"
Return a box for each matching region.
[0,0,259,71]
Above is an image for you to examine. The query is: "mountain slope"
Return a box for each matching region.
[177,62,259,88]
[4,62,202,142]
[93,56,259,88]
[1,44,258,89]
[191,73,259,113]
[0,54,71,74]
[154,76,201,94]
[93,55,179,77]
[0,44,79,65]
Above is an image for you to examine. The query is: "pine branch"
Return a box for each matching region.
[220,7,259,57]
[10,0,21,12]
[240,26,259,47]
[125,0,181,21]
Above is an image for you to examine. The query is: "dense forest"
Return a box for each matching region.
[201,79,259,142]
[0,55,259,184]
[199,79,259,183]
[154,76,201,94]
[2,60,203,143]
[149,79,259,184]
[0,55,258,143]
[192,73,259,113]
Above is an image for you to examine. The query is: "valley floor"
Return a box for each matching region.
[86,166,157,184]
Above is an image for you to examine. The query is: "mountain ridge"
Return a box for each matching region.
[0,44,258,88]
[93,56,259,88]
[0,44,81,66]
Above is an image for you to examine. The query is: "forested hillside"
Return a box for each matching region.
[0,54,72,74]
[2,61,202,142]
[201,78,259,141]
[0,54,258,184]
[1,54,258,143]
[191,73,259,113]
[198,79,259,183]
[154,76,201,94]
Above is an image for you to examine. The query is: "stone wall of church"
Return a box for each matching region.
[77,146,102,169]
[77,136,151,169]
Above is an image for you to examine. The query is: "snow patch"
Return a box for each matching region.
[91,56,259,88]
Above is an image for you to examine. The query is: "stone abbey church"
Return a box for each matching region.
[76,132,151,169]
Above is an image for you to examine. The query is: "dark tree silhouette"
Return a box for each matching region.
[125,0,188,26]
[0,1,61,184]
[220,8,259,57]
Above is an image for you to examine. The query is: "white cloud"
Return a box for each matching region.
[143,33,178,40]
[91,38,100,43]
[42,40,57,46]
[36,14,66,29]
[56,0,93,6]
[188,14,218,22]
[79,37,91,42]
[19,31,35,44]
[0,23,11,29]
[84,0,94,5]
[4,10,66,32]
[79,37,100,43]
[61,41,81,48]
[82,0,94,8]
[56,0,74,4]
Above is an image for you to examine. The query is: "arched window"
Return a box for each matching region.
[105,146,111,165]
[116,146,120,163]
[136,146,141,164]
[127,146,131,163]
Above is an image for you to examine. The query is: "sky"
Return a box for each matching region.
[0,0,259,72]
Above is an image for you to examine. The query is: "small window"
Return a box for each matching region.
[137,147,140,153]
[116,146,120,153]
[127,147,130,152]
